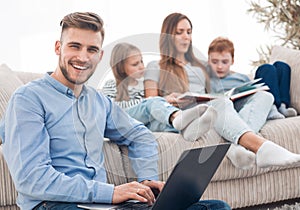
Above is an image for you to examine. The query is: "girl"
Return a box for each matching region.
[102,42,217,141]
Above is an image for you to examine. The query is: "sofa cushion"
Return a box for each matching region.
[15,71,44,84]
[0,146,17,207]
[103,141,128,185]
[269,46,300,114]
[0,64,24,120]
[0,64,25,145]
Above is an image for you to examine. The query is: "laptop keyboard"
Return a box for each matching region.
[112,202,152,209]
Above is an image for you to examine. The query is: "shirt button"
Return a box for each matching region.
[67,89,72,95]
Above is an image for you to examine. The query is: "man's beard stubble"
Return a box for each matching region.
[59,60,94,85]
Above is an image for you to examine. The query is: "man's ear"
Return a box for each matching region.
[55,41,61,55]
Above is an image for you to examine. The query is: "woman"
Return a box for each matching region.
[144,12,300,169]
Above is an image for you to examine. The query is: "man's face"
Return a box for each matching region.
[208,51,233,78]
[55,28,103,87]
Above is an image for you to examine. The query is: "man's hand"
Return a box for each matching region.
[112,180,165,205]
[140,180,164,198]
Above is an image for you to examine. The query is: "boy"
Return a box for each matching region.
[208,37,285,120]
[207,37,277,169]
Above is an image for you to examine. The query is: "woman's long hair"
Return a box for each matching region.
[110,42,141,101]
[158,12,209,96]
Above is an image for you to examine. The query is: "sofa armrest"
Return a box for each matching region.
[0,146,17,207]
[15,71,44,84]
[269,46,300,114]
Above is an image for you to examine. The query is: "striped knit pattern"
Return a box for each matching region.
[101,79,144,109]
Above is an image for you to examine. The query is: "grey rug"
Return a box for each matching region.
[273,202,300,210]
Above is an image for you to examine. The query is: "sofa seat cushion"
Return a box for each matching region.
[260,116,300,153]
[134,116,300,183]
[103,140,129,185]
[153,131,264,182]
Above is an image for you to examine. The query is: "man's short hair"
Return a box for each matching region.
[60,12,105,41]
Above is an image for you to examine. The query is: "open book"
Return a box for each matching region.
[177,78,270,102]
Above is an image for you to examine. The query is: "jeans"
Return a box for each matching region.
[208,91,273,144]
[34,200,231,210]
[234,91,274,133]
[255,61,291,108]
[125,96,179,132]
[187,200,231,210]
[208,97,251,144]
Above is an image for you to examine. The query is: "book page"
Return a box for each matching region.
[224,78,263,97]
[230,85,269,101]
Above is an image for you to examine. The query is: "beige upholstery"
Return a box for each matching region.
[0,65,23,121]
[0,46,300,209]
[269,45,300,114]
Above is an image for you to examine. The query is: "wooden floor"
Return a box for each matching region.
[234,198,300,210]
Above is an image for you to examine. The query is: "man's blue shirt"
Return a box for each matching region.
[0,73,158,210]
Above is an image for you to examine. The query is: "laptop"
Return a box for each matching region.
[77,143,230,210]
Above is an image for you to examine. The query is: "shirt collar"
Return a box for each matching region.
[44,72,88,98]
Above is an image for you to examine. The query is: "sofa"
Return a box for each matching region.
[0,45,300,210]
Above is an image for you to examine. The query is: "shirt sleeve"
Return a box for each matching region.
[144,60,160,82]
[103,98,159,181]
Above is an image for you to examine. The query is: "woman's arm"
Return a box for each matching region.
[144,80,190,108]
[144,80,159,97]
[144,61,192,107]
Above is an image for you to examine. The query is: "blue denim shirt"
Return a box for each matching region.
[0,74,158,210]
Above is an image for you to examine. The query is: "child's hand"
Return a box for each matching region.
[164,92,181,104]
[165,92,194,108]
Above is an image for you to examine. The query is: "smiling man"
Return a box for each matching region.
[0,12,164,210]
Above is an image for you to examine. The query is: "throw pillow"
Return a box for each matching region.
[0,64,24,120]
[269,46,300,114]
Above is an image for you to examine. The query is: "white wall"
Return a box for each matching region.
[0,0,278,75]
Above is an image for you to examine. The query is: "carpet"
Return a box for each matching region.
[237,201,300,210]
[273,202,300,210]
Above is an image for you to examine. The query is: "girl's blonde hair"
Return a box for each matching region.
[110,42,141,101]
